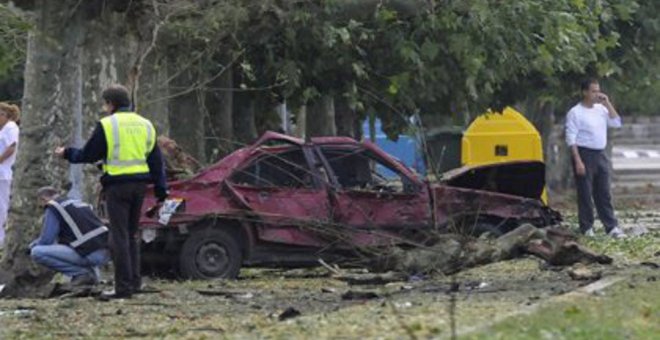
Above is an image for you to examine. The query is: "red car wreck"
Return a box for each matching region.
[136,131,561,279]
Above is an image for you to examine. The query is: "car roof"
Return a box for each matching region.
[168,131,422,185]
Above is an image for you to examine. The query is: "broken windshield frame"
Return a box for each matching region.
[228,144,332,191]
[315,145,420,195]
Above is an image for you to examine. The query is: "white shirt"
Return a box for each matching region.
[0,121,19,180]
[565,102,621,150]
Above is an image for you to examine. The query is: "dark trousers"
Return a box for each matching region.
[573,147,618,233]
[105,182,146,295]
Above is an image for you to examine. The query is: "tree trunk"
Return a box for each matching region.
[546,116,572,192]
[77,12,146,202]
[306,95,336,137]
[136,53,170,137]
[233,91,258,147]
[519,100,572,195]
[0,0,154,298]
[276,102,291,134]
[335,97,357,138]
[368,111,376,141]
[206,61,233,161]
[538,102,555,161]
[168,67,206,163]
[294,105,307,139]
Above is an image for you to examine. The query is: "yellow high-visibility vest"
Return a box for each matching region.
[100,112,156,176]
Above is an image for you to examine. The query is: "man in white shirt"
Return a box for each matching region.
[565,79,625,238]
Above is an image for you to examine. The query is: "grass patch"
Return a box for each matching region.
[581,233,660,263]
[561,208,660,262]
[464,277,660,339]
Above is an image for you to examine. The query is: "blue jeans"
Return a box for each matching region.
[31,244,110,279]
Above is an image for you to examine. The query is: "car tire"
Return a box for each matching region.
[179,228,242,280]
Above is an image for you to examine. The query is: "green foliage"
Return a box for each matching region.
[3,0,659,125]
[14,0,656,132]
[156,1,252,97]
[604,0,660,115]
[209,0,653,135]
[0,4,29,80]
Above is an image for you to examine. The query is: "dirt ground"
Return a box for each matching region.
[1,210,659,339]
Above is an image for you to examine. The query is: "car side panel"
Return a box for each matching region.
[431,185,558,227]
[140,182,240,227]
[228,185,331,247]
[332,187,432,228]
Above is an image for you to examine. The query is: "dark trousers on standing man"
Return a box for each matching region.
[105,182,146,296]
[573,147,618,233]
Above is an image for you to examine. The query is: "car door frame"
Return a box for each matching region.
[225,140,332,247]
[313,143,433,246]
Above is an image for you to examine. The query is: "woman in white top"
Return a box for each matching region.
[0,102,20,248]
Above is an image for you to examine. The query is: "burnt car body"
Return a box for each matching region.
[138,132,561,279]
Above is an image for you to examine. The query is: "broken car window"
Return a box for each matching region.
[230,148,315,189]
[320,148,415,193]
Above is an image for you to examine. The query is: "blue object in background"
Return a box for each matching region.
[362,119,426,178]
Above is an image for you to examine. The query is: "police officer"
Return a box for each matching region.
[30,186,110,286]
[55,84,167,299]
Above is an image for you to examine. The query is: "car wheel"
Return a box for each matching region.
[179,228,242,280]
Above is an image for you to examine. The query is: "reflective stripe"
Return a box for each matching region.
[59,199,92,209]
[49,200,83,239]
[70,225,109,248]
[109,115,121,162]
[106,159,148,166]
[100,112,154,176]
[48,200,107,248]
[144,121,153,157]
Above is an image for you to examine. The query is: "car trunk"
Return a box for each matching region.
[441,161,545,200]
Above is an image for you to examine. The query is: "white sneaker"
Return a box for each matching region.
[583,229,595,237]
[608,227,627,239]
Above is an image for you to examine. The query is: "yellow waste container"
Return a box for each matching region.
[461,107,547,203]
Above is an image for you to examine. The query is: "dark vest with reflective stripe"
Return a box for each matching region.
[47,197,109,256]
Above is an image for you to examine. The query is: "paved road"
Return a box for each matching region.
[610,144,660,204]
[613,145,660,171]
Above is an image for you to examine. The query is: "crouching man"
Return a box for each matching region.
[29,186,110,286]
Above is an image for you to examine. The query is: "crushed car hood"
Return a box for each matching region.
[440,161,546,200]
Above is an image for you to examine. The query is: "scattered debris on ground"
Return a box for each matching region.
[372,224,611,276]
[567,264,602,281]
[1,258,656,339]
[341,290,380,300]
[18,223,616,301]
[277,307,301,321]
[2,207,657,338]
